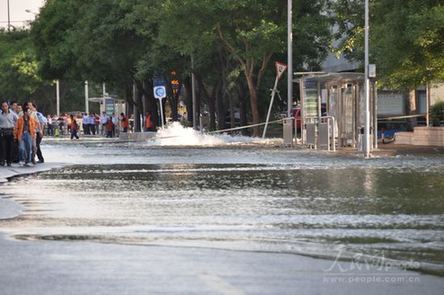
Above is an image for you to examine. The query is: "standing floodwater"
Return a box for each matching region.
[1,133,444,276]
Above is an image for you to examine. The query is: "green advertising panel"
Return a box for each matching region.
[304,79,318,117]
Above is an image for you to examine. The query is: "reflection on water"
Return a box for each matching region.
[1,162,443,275]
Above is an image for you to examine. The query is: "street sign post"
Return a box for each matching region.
[154,86,166,128]
[262,62,288,138]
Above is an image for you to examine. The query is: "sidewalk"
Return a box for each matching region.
[0,162,65,221]
[376,143,444,156]
[0,162,65,184]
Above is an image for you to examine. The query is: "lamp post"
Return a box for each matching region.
[56,80,60,116]
[85,81,89,114]
[364,0,371,158]
[7,0,11,31]
[287,0,293,117]
[25,9,36,15]
[191,56,197,130]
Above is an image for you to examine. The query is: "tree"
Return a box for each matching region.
[30,0,88,80]
[0,29,54,110]
[32,0,159,128]
[30,0,332,134]
[373,1,444,88]
[160,0,331,135]
[333,0,444,89]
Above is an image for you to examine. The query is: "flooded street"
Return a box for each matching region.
[1,131,444,277]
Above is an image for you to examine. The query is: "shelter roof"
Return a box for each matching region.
[294,72,365,84]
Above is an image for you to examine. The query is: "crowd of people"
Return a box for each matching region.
[0,101,46,167]
[45,111,155,139]
[46,111,128,139]
[0,100,155,167]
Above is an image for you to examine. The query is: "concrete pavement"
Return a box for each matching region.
[0,233,443,295]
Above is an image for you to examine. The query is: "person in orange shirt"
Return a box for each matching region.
[105,117,114,138]
[69,114,79,140]
[15,104,37,166]
[144,112,155,132]
[120,113,129,133]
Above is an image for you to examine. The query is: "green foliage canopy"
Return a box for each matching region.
[333,0,444,89]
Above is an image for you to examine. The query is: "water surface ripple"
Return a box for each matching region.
[1,142,444,275]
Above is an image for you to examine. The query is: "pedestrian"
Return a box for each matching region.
[10,101,19,115]
[47,115,54,136]
[94,113,100,135]
[105,117,114,138]
[144,112,155,132]
[70,114,79,140]
[15,104,37,166]
[28,102,46,164]
[82,113,89,135]
[112,113,119,137]
[120,113,129,133]
[9,101,20,163]
[0,101,18,166]
[57,115,64,135]
[89,113,96,135]
[100,112,108,136]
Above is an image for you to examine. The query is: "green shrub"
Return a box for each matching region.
[430,101,444,126]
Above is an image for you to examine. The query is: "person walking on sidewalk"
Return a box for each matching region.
[100,112,108,136]
[120,113,129,133]
[82,113,90,135]
[0,101,18,166]
[144,112,155,132]
[9,101,20,163]
[112,113,119,137]
[28,102,46,164]
[69,114,79,140]
[15,104,37,166]
[105,117,114,138]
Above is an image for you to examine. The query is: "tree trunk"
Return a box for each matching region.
[244,73,260,137]
[134,82,142,132]
[215,81,225,130]
[166,80,179,121]
[183,76,193,124]
[172,91,179,121]
[209,84,217,131]
[196,77,201,129]
[142,81,147,116]
[197,75,216,131]
[238,82,249,136]
[229,93,235,129]
[408,89,417,131]
[125,83,134,117]
[145,79,158,129]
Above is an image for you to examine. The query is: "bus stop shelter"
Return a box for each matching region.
[295,72,377,151]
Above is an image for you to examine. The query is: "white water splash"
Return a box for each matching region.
[150,122,281,146]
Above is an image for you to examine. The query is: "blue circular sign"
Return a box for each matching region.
[154,86,166,99]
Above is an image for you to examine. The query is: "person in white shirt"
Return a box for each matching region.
[0,101,18,166]
[112,113,119,137]
[82,113,90,135]
[100,112,108,136]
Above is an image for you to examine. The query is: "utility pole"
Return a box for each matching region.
[287,0,293,117]
[191,56,197,130]
[85,81,89,114]
[7,0,11,31]
[364,0,371,158]
[56,80,60,116]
